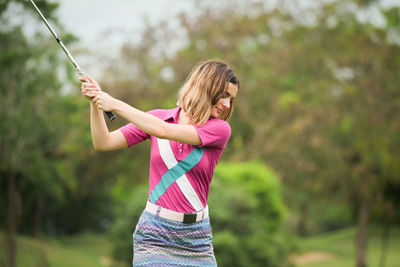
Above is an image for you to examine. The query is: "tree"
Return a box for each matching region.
[210,162,291,267]
[0,1,71,266]
[108,162,292,267]
[99,1,400,266]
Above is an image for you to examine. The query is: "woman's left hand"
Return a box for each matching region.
[80,75,118,111]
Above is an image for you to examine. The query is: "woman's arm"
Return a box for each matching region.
[114,101,202,146]
[89,101,128,151]
[80,76,128,151]
[82,76,202,146]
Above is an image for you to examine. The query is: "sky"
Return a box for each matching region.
[53,0,398,47]
[45,0,204,76]
[52,0,195,49]
[16,0,400,76]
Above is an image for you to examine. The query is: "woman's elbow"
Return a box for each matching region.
[93,143,103,151]
[155,125,169,140]
[93,141,108,151]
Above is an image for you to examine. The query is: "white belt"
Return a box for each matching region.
[145,201,209,223]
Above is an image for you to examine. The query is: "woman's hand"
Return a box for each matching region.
[80,75,118,112]
[91,91,118,112]
[80,75,101,97]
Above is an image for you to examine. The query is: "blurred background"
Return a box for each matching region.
[1,0,399,266]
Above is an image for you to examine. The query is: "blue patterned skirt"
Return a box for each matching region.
[133,210,217,266]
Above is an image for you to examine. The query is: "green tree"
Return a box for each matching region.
[0,1,73,266]
[107,184,149,266]
[321,5,400,266]
[98,1,400,266]
[108,162,291,267]
[210,162,291,267]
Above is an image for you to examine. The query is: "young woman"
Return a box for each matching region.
[80,59,239,266]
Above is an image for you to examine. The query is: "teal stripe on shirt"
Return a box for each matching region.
[149,147,204,204]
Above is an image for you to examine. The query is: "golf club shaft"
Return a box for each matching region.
[30,0,115,121]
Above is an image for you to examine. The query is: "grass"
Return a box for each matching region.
[0,232,114,267]
[292,226,400,267]
[1,226,399,267]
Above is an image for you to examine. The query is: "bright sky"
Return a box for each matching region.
[53,0,398,47]
[18,0,400,76]
[53,0,195,49]
[33,0,197,77]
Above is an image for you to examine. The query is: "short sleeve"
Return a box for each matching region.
[193,119,231,149]
[118,109,162,147]
[119,123,149,147]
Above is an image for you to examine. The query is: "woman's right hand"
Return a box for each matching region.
[79,75,102,99]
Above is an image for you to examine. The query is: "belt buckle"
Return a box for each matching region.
[183,213,197,223]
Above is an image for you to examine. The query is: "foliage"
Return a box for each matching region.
[99,1,400,265]
[0,2,68,235]
[1,0,400,266]
[210,161,292,267]
[0,0,116,239]
[108,162,292,267]
[107,184,148,266]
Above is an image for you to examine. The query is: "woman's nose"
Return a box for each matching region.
[222,98,230,109]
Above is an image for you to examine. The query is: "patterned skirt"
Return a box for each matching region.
[133,210,217,266]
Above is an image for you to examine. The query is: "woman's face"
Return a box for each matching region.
[211,82,238,118]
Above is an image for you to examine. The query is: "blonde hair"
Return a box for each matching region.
[177,59,239,126]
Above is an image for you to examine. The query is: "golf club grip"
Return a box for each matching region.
[78,70,115,121]
[105,111,116,121]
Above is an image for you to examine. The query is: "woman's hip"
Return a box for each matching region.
[132,208,217,266]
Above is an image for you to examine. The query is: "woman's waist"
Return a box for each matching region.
[145,200,209,224]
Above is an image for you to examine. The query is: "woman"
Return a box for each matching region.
[80,59,239,266]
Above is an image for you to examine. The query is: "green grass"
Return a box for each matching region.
[0,232,114,267]
[293,226,400,267]
[1,226,399,267]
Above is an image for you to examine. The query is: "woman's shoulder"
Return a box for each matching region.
[193,118,231,148]
[202,117,231,129]
[195,118,231,137]
[147,107,180,120]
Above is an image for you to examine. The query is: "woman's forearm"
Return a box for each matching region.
[111,99,201,145]
[113,100,166,138]
[90,101,110,150]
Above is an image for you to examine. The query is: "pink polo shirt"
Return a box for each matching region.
[119,107,231,213]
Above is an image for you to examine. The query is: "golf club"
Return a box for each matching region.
[30,0,115,121]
